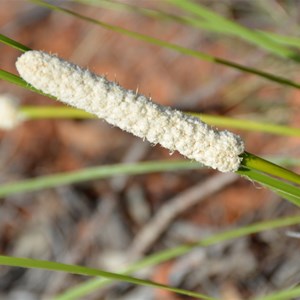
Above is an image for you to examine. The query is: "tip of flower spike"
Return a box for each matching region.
[0,94,23,130]
[16,51,52,87]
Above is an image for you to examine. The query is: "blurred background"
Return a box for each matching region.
[1,1,300,299]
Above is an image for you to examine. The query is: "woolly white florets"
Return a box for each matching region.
[16,50,244,172]
[0,94,22,130]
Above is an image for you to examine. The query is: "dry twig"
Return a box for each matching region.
[128,172,238,257]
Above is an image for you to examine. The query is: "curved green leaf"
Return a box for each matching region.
[167,0,300,61]
[252,285,300,300]
[0,160,201,197]
[29,0,300,90]
[0,33,31,52]
[56,215,300,299]
[240,152,300,186]
[0,255,216,300]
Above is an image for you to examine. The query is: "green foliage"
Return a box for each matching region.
[0,160,201,197]
[0,255,216,300]
[167,0,300,61]
[252,286,300,300]
[28,0,300,90]
[1,1,300,299]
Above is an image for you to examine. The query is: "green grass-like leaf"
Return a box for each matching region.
[0,160,201,197]
[0,69,29,89]
[0,33,31,52]
[76,0,300,52]
[238,152,300,206]
[19,106,300,137]
[259,31,300,49]
[55,215,300,299]
[252,286,300,300]
[1,157,300,206]
[0,255,216,300]
[237,167,300,206]
[241,152,300,186]
[0,68,53,97]
[196,114,300,137]
[28,0,300,90]
[167,0,300,61]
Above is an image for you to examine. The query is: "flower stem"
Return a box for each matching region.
[239,152,300,186]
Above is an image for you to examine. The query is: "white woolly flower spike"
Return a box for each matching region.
[16,50,244,172]
[0,94,23,130]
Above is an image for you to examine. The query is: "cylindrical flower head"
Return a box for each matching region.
[16,50,244,172]
[0,94,23,130]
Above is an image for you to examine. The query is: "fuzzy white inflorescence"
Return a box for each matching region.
[0,94,23,130]
[16,50,244,172]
